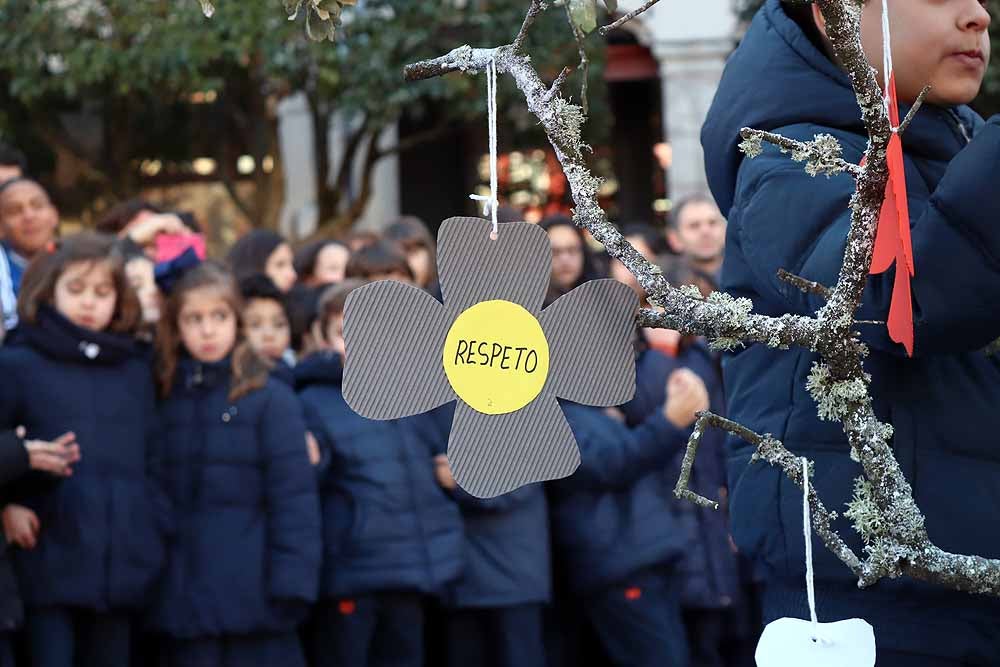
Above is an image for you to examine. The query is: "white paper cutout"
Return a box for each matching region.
[755,617,876,667]
[755,458,876,667]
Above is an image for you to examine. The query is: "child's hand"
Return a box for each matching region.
[305,432,321,467]
[663,368,709,429]
[604,407,626,423]
[434,454,456,491]
[25,431,80,477]
[123,213,188,247]
[2,505,39,550]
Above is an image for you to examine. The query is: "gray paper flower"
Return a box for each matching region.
[343,217,638,498]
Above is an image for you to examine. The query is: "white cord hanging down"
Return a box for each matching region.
[881,0,895,128]
[469,57,500,240]
[802,457,819,633]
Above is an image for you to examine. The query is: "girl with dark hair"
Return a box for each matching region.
[227,230,297,293]
[383,216,437,290]
[149,261,320,667]
[0,232,166,667]
[538,215,600,302]
[293,240,350,288]
[344,240,415,283]
[238,274,292,366]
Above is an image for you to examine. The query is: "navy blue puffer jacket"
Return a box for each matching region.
[621,341,739,610]
[431,397,550,609]
[702,0,1000,660]
[295,352,463,598]
[548,401,691,595]
[149,356,320,638]
[0,306,167,611]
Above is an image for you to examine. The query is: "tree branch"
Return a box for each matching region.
[218,163,256,224]
[376,121,453,159]
[897,84,932,135]
[672,411,721,510]
[740,128,864,178]
[334,116,372,194]
[599,0,662,34]
[403,0,1000,597]
[545,66,574,103]
[513,0,546,53]
[562,2,590,115]
[675,412,865,576]
[778,268,833,301]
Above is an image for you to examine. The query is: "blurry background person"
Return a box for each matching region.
[539,215,600,303]
[227,229,297,293]
[383,216,437,292]
[294,240,350,288]
[664,194,727,285]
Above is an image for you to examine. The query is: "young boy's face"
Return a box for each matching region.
[857,0,991,106]
[0,180,59,258]
[243,297,291,362]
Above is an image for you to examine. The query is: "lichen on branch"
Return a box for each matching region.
[403,0,1000,596]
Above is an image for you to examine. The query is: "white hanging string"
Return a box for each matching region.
[802,456,820,636]
[469,57,500,240]
[881,0,896,131]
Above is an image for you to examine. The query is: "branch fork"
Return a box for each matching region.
[403,0,1000,596]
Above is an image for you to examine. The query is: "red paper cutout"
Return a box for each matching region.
[863,72,914,356]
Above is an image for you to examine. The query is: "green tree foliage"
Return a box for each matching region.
[0,0,603,231]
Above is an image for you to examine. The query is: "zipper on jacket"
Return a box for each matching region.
[945,108,972,145]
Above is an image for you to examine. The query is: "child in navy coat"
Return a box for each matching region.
[703,1,1000,662]
[0,429,80,667]
[547,360,708,667]
[431,403,550,667]
[0,232,168,667]
[296,280,463,667]
[149,261,320,667]
[620,334,741,667]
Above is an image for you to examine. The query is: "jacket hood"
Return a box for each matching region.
[701,0,980,216]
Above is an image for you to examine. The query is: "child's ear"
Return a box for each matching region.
[310,320,327,347]
[811,3,830,40]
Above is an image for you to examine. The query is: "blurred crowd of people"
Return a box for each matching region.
[0,142,757,667]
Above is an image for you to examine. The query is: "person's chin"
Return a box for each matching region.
[932,72,985,106]
[72,316,100,331]
[197,345,227,362]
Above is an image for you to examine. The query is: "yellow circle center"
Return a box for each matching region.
[442,300,550,415]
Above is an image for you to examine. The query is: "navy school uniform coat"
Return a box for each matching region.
[294,352,463,599]
[0,430,33,631]
[548,400,692,596]
[702,0,1000,659]
[148,356,320,639]
[0,306,168,611]
[621,341,739,610]
[426,402,551,610]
